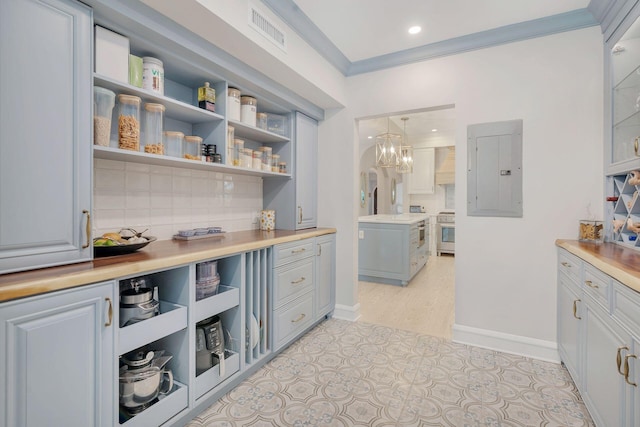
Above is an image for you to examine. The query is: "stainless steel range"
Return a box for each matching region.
[436,211,455,256]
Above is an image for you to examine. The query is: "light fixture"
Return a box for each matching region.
[431,128,438,132]
[397,117,413,174]
[408,26,421,35]
[375,118,401,168]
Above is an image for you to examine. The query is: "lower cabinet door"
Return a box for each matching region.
[582,299,632,427]
[0,282,115,427]
[316,235,335,318]
[273,292,314,351]
[557,276,581,381]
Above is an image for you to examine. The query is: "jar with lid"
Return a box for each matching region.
[117,94,141,151]
[271,154,280,172]
[256,112,267,130]
[93,86,116,147]
[211,145,222,163]
[197,82,215,112]
[164,131,184,158]
[226,126,235,165]
[142,103,165,155]
[233,139,244,166]
[278,162,287,174]
[240,96,257,127]
[184,135,202,161]
[227,88,241,121]
[242,148,253,168]
[142,57,164,95]
[261,146,272,172]
[252,150,262,169]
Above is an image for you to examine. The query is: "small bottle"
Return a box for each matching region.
[233,139,244,166]
[197,82,216,112]
[278,162,287,174]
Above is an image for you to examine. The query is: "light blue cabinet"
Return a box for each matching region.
[557,274,581,382]
[0,281,115,427]
[316,234,335,318]
[0,0,92,274]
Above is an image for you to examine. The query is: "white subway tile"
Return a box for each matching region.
[124,209,150,228]
[150,165,173,175]
[172,176,192,194]
[150,208,172,226]
[95,169,125,190]
[150,173,172,192]
[125,171,150,191]
[94,190,125,210]
[126,192,150,209]
[125,162,150,173]
[95,209,125,229]
[151,193,172,209]
[173,168,191,177]
[94,158,125,170]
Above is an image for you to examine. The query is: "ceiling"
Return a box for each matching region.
[287,0,591,152]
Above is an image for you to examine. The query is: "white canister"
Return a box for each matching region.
[240,96,257,127]
[142,57,164,95]
[260,210,275,231]
[227,88,241,121]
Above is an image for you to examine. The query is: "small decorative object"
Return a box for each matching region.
[629,170,640,186]
[579,220,603,242]
[613,219,625,233]
[627,218,640,233]
[260,210,275,231]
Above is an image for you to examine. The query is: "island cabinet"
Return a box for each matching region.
[556,244,640,427]
[0,281,116,427]
[0,0,93,274]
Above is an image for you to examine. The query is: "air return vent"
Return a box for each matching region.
[249,4,287,52]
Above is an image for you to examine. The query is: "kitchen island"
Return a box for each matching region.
[358,214,429,286]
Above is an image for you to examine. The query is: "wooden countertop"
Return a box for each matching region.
[556,239,640,293]
[0,228,336,303]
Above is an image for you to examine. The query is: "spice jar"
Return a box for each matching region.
[261,146,272,172]
[252,150,262,169]
[226,126,235,165]
[278,162,287,174]
[142,57,164,95]
[233,139,244,166]
[184,135,202,161]
[240,96,257,127]
[93,86,116,147]
[227,87,241,121]
[142,103,165,155]
[242,148,253,168]
[197,82,215,112]
[117,94,141,151]
[211,145,222,163]
[164,131,184,158]
[257,112,267,130]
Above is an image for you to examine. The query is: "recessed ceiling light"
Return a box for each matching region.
[431,128,438,132]
[368,136,373,139]
[408,26,421,35]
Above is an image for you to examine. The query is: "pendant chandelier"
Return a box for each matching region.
[397,117,414,174]
[375,118,402,168]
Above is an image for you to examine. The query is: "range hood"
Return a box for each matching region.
[435,147,455,185]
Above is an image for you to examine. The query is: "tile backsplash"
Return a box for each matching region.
[94,159,263,240]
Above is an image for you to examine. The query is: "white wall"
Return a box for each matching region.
[328,26,604,358]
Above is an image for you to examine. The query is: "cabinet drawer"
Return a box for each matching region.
[612,281,640,336]
[274,292,314,348]
[558,249,581,284]
[583,264,610,309]
[273,240,315,267]
[274,258,314,308]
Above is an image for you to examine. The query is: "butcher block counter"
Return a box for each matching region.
[0,228,336,303]
[556,239,640,293]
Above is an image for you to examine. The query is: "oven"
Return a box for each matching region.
[417,220,426,248]
[436,212,455,255]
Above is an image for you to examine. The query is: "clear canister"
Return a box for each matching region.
[93,86,116,147]
[240,96,257,127]
[164,131,184,158]
[271,154,280,172]
[261,146,272,172]
[227,88,241,121]
[252,150,262,169]
[242,148,253,168]
[256,112,267,130]
[184,135,202,161]
[233,138,244,166]
[226,125,235,165]
[142,103,165,155]
[117,94,141,151]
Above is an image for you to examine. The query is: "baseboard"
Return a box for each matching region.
[332,303,361,321]
[452,323,560,363]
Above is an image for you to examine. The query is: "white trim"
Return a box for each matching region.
[332,303,361,322]
[452,323,560,363]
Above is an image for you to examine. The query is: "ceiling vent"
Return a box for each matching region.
[249,4,287,52]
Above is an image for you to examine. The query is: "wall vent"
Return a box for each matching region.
[249,4,287,52]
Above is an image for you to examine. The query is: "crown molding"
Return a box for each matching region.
[261,1,599,77]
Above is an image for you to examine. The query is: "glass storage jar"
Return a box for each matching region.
[226,125,235,165]
[142,103,165,155]
[271,154,280,172]
[164,131,184,158]
[184,135,202,161]
[227,87,241,121]
[242,148,253,168]
[240,96,257,127]
[257,112,267,130]
[117,94,141,151]
[233,138,244,166]
[252,149,262,169]
[261,146,272,171]
[93,86,116,147]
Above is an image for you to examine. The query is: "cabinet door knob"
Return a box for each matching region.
[573,299,581,320]
[617,346,629,375]
[624,354,637,386]
[105,297,113,327]
[82,210,91,249]
[584,280,599,289]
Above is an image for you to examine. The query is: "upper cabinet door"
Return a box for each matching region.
[407,147,435,194]
[0,0,92,273]
[295,112,318,229]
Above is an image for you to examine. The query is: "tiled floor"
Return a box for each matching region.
[188,319,594,426]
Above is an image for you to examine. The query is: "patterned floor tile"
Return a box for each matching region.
[185,319,594,427]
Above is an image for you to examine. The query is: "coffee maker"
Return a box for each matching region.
[195,316,225,376]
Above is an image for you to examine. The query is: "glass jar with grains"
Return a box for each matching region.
[117,94,141,151]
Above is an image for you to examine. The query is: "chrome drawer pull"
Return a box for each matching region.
[291,277,306,285]
[624,354,637,387]
[585,280,599,289]
[291,248,306,254]
[561,262,571,267]
[617,346,629,375]
[291,313,306,323]
[573,299,581,320]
